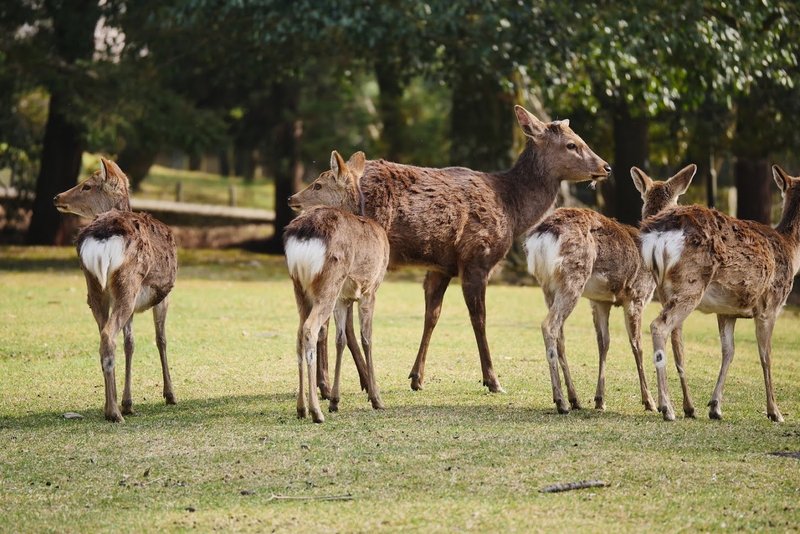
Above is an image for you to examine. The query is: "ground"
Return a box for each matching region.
[1,247,798,532]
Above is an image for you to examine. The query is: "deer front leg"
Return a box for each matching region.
[121,319,135,415]
[754,315,783,423]
[591,300,612,411]
[461,270,503,393]
[329,302,348,412]
[622,300,656,411]
[409,271,451,391]
[345,304,370,392]
[359,293,384,409]
[153,297,176,405]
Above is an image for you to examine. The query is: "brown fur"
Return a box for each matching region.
[55,158,178,422]
[641,164,800,422]
[527,165,696,413]
[290,105,610,393]
[285,152,390,423]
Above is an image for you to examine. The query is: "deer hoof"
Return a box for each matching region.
[594,397,606,411]
[768,411,784,423]
[329,400,339,413]
[643,397,657,412]
[684,406,696,419]
[318,384,331,400]
[409,374,423,391]
[659,405,676,422]
[370,399,385,410]
[121,401,134,415]
[296,407,308,419]
[164,391,177,405]
[485,381,505,394]
[311,410,325,424]
[569,398,582,410]
[555,401,570,415]
[105,411,124,423]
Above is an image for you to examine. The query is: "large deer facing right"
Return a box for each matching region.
[641,164,800,422]
[525,165,695,414]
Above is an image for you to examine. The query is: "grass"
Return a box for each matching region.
[1,246,799,532]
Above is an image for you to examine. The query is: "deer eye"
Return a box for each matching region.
[313,183,322,190]
[81,184,92,191]
[566,142,577,150]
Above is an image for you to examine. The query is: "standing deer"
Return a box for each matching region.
[641,164,800,422]
[54,158,177,422]
[525,165,696,413]
[289,104,610,394]
[285,151,390,423]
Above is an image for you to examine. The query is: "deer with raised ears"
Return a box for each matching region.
[54,158,178,422]
[289,104,610,395]
[285,150,390,423]
[641,164,800,422]
[525,165,696,414]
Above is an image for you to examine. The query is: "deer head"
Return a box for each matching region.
[631,164,696,219]
[514,105,611,185]
[53,158,131,218]
[288,151,366,214]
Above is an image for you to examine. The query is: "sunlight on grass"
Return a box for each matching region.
[1,246,799,531]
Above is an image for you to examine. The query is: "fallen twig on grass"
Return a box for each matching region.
[540,480,608,493]
[266,493,354,502]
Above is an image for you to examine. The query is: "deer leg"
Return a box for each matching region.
[153,297,176,405]
[591,300,613,411]
[345,304,369,392]
[121,319,135,415]
[650,288,704,422]
[754,315,783,423]
[316,320,331,400]
[302,302,337,424]
[557,325,581,410]
[359,293,384,409]
[409,271,451,390]
[293,280,311,419]
[670,326,695,417]
[708,315,736,420]
[542,289,580,413]
[461,269,503,393]
[100,300,136,423]
[329,301,348,413]
[622,300,656,411]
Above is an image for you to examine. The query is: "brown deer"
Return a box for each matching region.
[54,158,177,422]
[526,165,696,414]
[285,151,390,423]
[641,164,800,422]
[289,105,610,394]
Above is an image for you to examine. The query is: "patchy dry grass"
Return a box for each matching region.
[1,246,799,532]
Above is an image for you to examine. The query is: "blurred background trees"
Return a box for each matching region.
[1,0,798,246]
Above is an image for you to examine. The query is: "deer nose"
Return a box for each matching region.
[52,195,60,204]
[603,164,612,174]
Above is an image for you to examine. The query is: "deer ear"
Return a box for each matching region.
[667,164,696,197]
[100,158,111,181]
[100,158,129,190]
[330,150,348,184]
[514,105,546,138]
[773,164,792,194]
[560,119,570,128]
[347,151,366,180]
[630,166,652,195]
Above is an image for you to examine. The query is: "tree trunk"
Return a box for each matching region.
[218,148,231,177]
[734,157,771,223]
[449,74,514,170]
[234,144,255,182]
[375,63,406,162]
[117,145,158,192]
[610,104,649,225]
[26,93,85,245]
[188,152,202,171]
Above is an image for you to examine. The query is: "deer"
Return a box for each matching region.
[640,164,800,422]
[525,165,696,414]
[53,158,177,422]
[285,150,390,423]
[288,104,611,396]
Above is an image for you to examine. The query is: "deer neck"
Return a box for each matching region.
[115,195,132,212]
[776,191,800,250]
[497,140,560,236]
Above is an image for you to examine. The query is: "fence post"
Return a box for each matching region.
[175,181,183,202]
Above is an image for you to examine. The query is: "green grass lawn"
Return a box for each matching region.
[1,246,799,532]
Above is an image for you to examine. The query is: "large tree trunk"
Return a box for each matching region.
[26,93,85,245]
[609,104,648,225]
[449,74,514,170]
[734,157,771,223]
[117,145,158,192]
[264,82,302,253]
[375,63,406,162]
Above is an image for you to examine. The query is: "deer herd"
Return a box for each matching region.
[53,105,798,425]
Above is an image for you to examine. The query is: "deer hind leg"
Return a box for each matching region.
[345,304,370,392]
[100,298,137,423]
[302,300,338,424]
[153,297,176,405]
[542,289,580,413]
[754,314,783,422]
[461,269,503,393]
[557,325,581,410]
[359,292,384,409]
[293,280,311,419]
[622,300,656,411]
[316,320,331,400]
[409,271,451,391]
[329,301,348,413]
[591,300,613,410]
[650,284,705,421]
[708,315,736,420]
[121,319,135,415]
[670,326,695,417]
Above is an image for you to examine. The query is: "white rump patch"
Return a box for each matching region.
[285,237,326,290]
[525,232,562,287]
[79,236,126,290]
[640,230,685,284]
